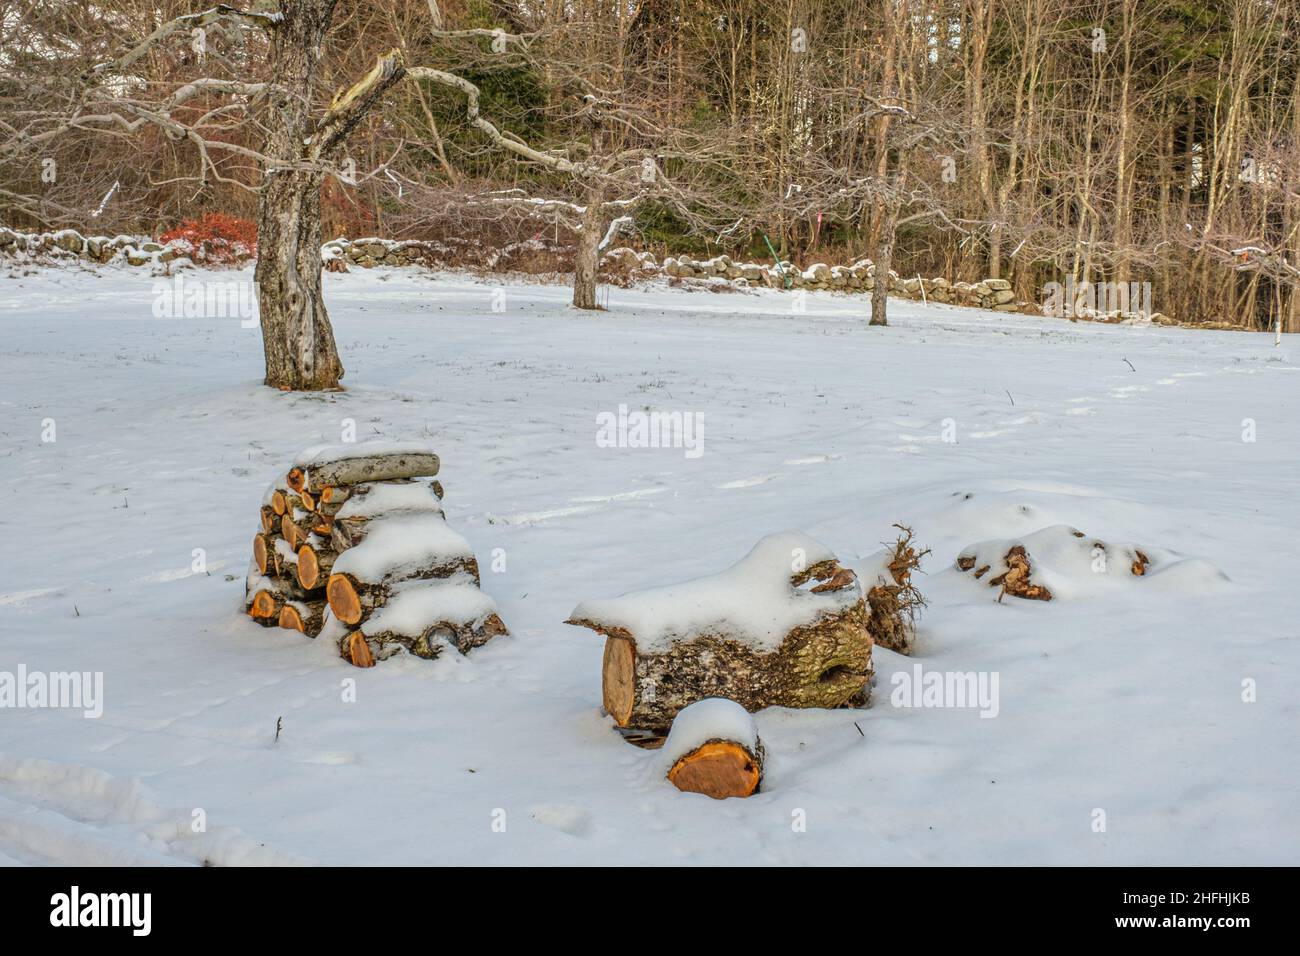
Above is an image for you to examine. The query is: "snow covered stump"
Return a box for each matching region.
[663,699,764,800]
[953,524,1223,602]
[566,532,874,733]
[245,442,506,666]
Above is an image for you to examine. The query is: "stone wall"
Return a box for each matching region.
[2,226,1172,325]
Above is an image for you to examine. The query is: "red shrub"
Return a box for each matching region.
[160,213,257,264]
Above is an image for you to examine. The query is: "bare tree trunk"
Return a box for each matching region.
[257,169,343,389]
[869,202,896,326]
[254,0,343,391]
[572,184,605,310]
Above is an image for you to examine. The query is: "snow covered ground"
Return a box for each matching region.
[1,264,1296,865]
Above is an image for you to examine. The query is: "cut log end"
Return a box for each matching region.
[248,589,280,621]
[270,489,289,516]
[601,635,636,727]
[667,741,762,799]
[286,467,306,493]
[279,604,306,632]
[252,533,270,575]
[347,632,375,668]
[296,543,331,591]
[327,573,363,625]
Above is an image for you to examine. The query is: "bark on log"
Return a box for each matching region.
[568,544,873,731]
[292,448,440,492]
[667,740,764,799]
[260,505,277,534]
[360,612,508,661]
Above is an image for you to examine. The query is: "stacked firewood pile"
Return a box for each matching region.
[244,442,506,667]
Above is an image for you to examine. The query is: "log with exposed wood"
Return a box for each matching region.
[663,698,764,799]
[252,532,276,576]
[289,441,440,494]
[279,599,328,637]
[244,569,310,627]
[566,532,875,732]
[295,539,337,590]
[280,510,313,550]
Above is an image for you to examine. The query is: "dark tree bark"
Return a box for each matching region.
[254,2,404,390]
[869,200,897,326]
[572,183,606,310]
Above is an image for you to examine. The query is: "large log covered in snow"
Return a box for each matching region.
[287,441,440,494]
[566,532,873,732]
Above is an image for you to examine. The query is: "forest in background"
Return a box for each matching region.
[3,0,1299,331]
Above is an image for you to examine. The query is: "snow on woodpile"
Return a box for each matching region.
[332,480,443,520]
[329,513,475,585]
[954,524,1229,601]
[246,446,505,667]
[567,532,875,731]
[358,576,507,659]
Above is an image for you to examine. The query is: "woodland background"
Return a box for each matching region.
[3,0,1299,331]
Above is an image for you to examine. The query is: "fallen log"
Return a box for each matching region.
[290,441,441,493]
[663,698,764,799]
[567,532,873,731]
